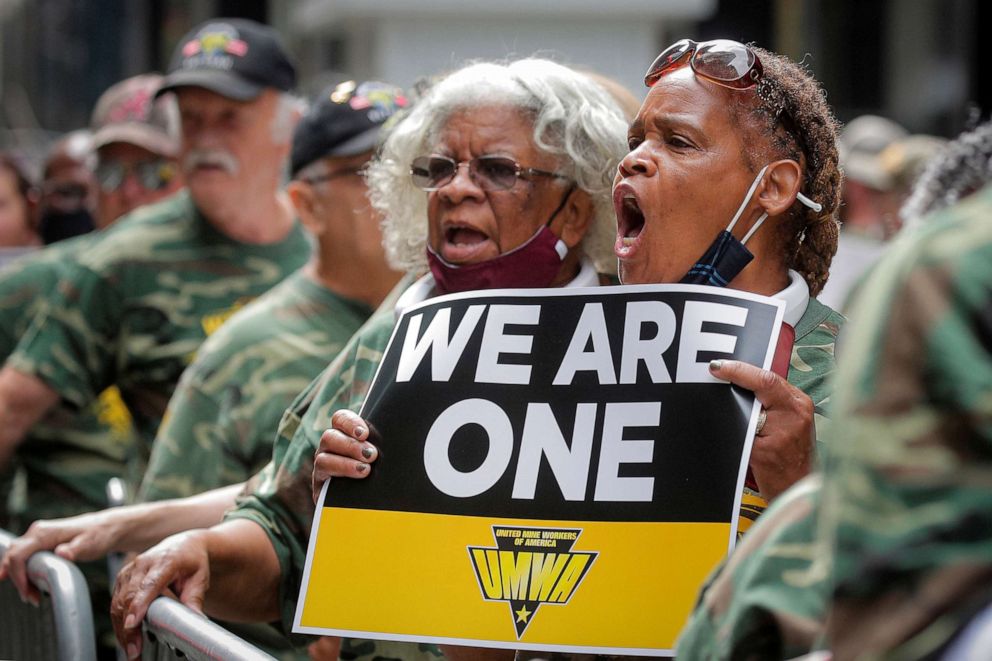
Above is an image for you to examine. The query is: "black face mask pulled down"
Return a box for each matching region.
[38,208,96,245]
[680,165,823,288]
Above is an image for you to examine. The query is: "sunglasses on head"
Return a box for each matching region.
[95,159,177,194]
[410,155,569,192]
[644,38,763,89]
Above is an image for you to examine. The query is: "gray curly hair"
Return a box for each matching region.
[900,119,992,228]
[366,58,631,276]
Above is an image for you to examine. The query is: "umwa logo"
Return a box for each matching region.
[468,526,597,638]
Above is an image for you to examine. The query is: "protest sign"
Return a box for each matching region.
[295,284,785,655]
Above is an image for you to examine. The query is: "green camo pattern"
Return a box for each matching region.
[669,300,843,659]
[676,475,828,659]
[0,235,142,654]
[0,235,138,529]
[736,297,844,532]
[9,190,310,460]
[817,183,992,660]
[228,274,444,658]
[138,270,372,502]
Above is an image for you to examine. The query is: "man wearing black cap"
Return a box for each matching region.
[0,80,425,661]
[0,18,309,504]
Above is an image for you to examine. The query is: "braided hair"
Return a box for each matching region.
[733,47,842,297]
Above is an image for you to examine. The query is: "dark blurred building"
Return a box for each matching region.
[0,0,986,152]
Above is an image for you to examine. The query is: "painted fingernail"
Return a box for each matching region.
[127,643,139,659]
[361,445,374,460]
[355,426,367,439]
[125,614,136,629]
[356,462,369,474]
[709,359,724,371]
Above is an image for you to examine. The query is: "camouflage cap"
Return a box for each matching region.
[90,74,179,157]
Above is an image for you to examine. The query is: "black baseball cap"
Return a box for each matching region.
[157,18,296,101]
[290,80,409,176]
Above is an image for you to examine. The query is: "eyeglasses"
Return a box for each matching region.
[410,155,569,192]
[298,167,366,186]
[42,182,89,202]
[644,39,763,89]
[96,160,177,193]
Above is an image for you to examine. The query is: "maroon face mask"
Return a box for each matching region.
[427,185,575,295]
[427,224,568,294]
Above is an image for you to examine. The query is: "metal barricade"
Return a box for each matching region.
[141,597,276,661]
[0,527,97,661]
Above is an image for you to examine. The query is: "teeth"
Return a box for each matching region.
[622,236,636,246]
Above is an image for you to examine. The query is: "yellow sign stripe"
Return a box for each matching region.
[300,508,730,649]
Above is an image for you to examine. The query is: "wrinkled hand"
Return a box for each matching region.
[0,510,123,604]
[111,530,210,660]
[709,359,815,501]
[312,409,379,504]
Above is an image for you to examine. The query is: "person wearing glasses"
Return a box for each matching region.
[2,80,409,660]
[320,39,844,659]
[106,58,629,660]
[0,18,312,656]
[89,73,184,230]
[111,44,842,656]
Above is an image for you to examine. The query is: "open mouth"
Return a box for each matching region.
[446,226,488,246]
[439,223,493,263]
[618,196,645,243]
[614,187,645,257]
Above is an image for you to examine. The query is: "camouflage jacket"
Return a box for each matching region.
[0,235,137,528]
[818,183,992,660]
[9,190,310,455]
[229,274,444,659]
[676,475,829,660]
[138,270,372,502]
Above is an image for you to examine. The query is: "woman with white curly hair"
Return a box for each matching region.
[109,58,630,660]
[370,57,627,294]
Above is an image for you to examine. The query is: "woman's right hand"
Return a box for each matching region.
[111,530,211,659]
[312,409,379,504]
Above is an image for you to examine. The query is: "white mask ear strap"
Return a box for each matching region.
[741,211,769,245]
[726,165,769,234]
[797,191,822,213]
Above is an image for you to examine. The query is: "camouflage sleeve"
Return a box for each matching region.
[819,189,992,658]
[676,475,828,660]
[224,306,401,638]
[137,370,235,502]
[224,341,361,642]
[8,262,122,410]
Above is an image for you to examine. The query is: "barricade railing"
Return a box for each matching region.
[142,597,276,661]
[0,527,97,661]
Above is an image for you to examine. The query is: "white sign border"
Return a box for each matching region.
[294,283,787,656]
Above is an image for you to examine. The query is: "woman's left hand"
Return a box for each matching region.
[708,359,815,501]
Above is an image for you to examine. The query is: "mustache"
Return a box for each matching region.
[182,149,240,175]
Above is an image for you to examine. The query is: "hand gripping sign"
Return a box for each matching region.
[295,283,785,656]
